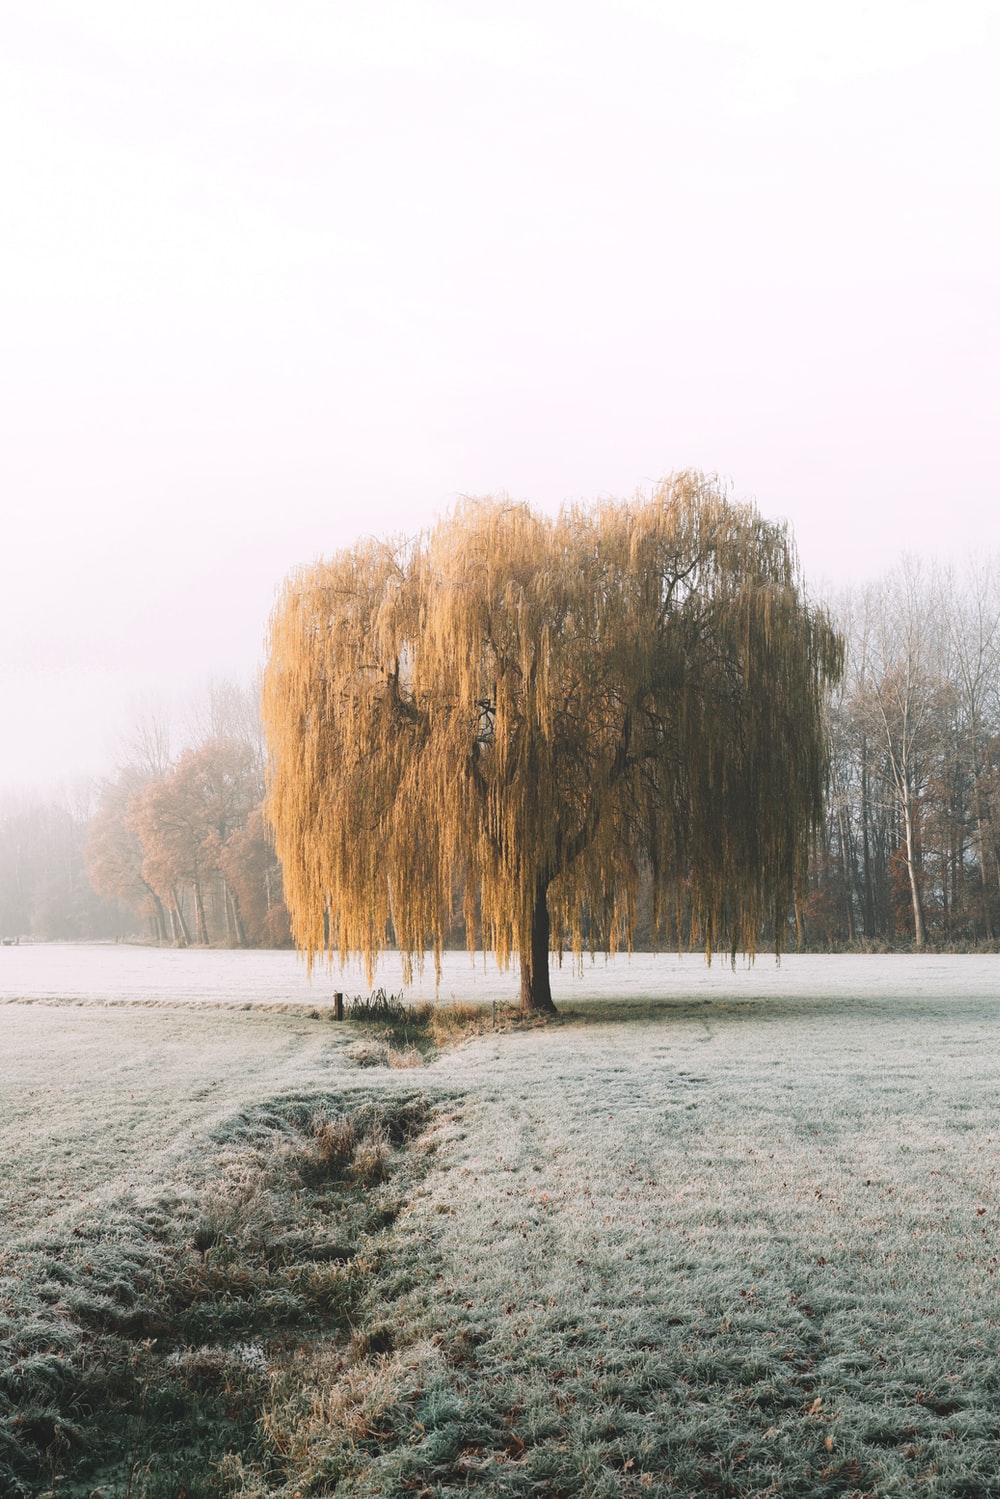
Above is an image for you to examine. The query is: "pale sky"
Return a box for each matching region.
[2,0,998,794]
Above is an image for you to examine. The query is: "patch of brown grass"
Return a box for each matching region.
[420,1001,492,1045]
[309,1110,356,1168]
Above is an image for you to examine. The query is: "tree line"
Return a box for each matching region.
[2,549,999,954]
[804,557,1000,949]
[0,682,290,946]
[0,788,119,942]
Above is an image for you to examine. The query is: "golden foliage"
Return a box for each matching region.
[262,473,842,1007]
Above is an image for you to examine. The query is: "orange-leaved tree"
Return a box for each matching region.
[262,474,842,1013]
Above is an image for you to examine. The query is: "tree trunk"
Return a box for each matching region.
[974,809,995,941]
[900,781,927,949]
[835,807,856,942]
[223,877,236,943]
[193,877,209,945]
[226,881,247,948]
[860,750,876,939]
[170,888,191,946]
[150,891,169,942]
[519,878,558,1015]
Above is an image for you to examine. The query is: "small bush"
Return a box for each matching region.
[346,988,408,1026]
[343,991,492,1067]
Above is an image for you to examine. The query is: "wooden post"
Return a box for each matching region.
[333,991,344,1021]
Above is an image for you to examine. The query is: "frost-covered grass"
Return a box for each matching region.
[0,1004,350,1233]
[367,992,1000,1498]
[3,967,1000,1496]
[0,1002,441,1496]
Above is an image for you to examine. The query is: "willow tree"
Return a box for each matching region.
[263,473,842,1013]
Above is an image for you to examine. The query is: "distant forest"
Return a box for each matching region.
[3,557,999,951]
[0,681,288,948]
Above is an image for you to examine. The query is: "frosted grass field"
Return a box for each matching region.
[2,945,1000,1496]
[1,940,996,1007]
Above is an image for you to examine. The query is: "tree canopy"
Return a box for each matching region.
[262,474,842,1011]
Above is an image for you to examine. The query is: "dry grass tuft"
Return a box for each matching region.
[422,999,494,1044]
[386,1044,425,1069]
[342,990,497,1068]
[309,1109,356,1168]
[344,1038,393,1067]
[349,1124,390,1185]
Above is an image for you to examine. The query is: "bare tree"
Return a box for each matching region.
[944,559,1000,935]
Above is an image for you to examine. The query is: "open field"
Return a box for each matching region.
[1,943,996,1007]
[2,950,1000,1496]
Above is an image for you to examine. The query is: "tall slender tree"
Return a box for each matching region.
[848,563,945,949]
[263,474,842,1012]
[945,560,1000,936]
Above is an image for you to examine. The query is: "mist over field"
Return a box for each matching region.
[2,1,998,795]
[1,944,997,1010]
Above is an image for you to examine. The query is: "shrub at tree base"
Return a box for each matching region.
[263,473,842,1011]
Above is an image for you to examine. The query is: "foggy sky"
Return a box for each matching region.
[2,0,998,795]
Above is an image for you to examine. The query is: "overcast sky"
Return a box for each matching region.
[2,0,998,796]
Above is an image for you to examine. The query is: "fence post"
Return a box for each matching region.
[334,991,344,1021]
